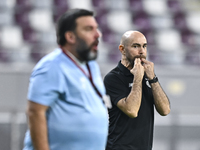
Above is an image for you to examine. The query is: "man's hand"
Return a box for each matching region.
[141,58,155,80]
[130,58,144,83]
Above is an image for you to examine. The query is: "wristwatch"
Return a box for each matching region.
[148,76,158,84]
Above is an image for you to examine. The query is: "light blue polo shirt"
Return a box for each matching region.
[23,48,108,150]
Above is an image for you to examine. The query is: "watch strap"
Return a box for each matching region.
[148,76,158,84]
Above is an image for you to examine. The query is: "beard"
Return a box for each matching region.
[75,36,98,62]
[126,53,146,67]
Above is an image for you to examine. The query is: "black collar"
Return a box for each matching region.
[117,61,132,76]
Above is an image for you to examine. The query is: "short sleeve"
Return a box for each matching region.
[104,73,129,106]
[28,63,61,106]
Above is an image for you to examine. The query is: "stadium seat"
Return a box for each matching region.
[185,47,200,65]
[53,0,69,22]
[1,25,23,49]
[146,46,162,65]
[180,28,196,46]
[132,11,151,30]
[143,0,168,16]
[92,0,105,8]
[140,29,156,45]
[14,7,32,27]
[30,44,47,62]
[100,26,117,44]
[186,12,200,34]
[94,8,109,27]
[129,0,144,12]
[173,11,187,29]
[155,29,181,51]
[167,0,182,13]
[106,10,132,33]
[16,0,32,7]
[22,25,38,43]
[0,50,10,62]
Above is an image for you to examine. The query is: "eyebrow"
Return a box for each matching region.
[83,25,99,30]
[132,43,147,46]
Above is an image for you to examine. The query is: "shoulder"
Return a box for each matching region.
[104,67,126,90]
[31,48,62,76]
[104,66,121,82]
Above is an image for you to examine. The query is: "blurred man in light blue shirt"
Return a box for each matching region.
[23,9,108,150]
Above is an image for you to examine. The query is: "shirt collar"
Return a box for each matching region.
[118,61,132,76]
[65,50,86,65]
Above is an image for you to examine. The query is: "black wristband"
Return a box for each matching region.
[148,76,158,84]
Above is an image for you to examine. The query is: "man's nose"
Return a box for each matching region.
[139,47,145,54]
[95,29,101,38]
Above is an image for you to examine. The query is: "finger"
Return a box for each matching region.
[141,58,148,63]
[134,58,140,64]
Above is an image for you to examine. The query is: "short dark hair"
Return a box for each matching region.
[56,9,94,46]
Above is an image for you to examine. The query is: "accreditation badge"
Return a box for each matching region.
[103,95,112,109]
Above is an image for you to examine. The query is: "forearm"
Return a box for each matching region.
[151,82,170,116]
[28,111,50,150]
[118,80,142,118]
[127,81,142,113]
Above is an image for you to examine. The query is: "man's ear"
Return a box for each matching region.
[119,44,125,55]
[64,31,76,44]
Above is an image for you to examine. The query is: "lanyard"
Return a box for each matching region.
[61,48,102,99]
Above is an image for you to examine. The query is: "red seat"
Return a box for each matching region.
[132,11,151,30]
[129,0,144,12]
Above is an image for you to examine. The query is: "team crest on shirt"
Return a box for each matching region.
[145,78,151,88]
[129,83,133,87]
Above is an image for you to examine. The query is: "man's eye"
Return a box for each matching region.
[85,27,93,31]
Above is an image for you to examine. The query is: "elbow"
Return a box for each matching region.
[160,108,171,116]
[126,110,138,118]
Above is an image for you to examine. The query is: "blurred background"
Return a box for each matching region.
[0,0,200,149]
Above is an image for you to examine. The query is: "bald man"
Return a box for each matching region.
[104,31,170,150]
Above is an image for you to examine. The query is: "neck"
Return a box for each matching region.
[60,46,85,65]
[121,57,133,70]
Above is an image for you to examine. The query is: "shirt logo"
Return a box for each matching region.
[145,78,151,88]
[129,83,133,87]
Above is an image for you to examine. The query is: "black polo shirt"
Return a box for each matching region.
[104,61,155,150]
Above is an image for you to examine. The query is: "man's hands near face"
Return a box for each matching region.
[130,58,144,83]
[141,58,155,80]
[130,58,155,82]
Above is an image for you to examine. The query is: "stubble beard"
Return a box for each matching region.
[127,54,146,67]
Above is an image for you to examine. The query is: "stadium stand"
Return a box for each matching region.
[0,0,200,150]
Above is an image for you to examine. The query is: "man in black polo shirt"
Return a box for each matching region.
[104,30,171,150]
